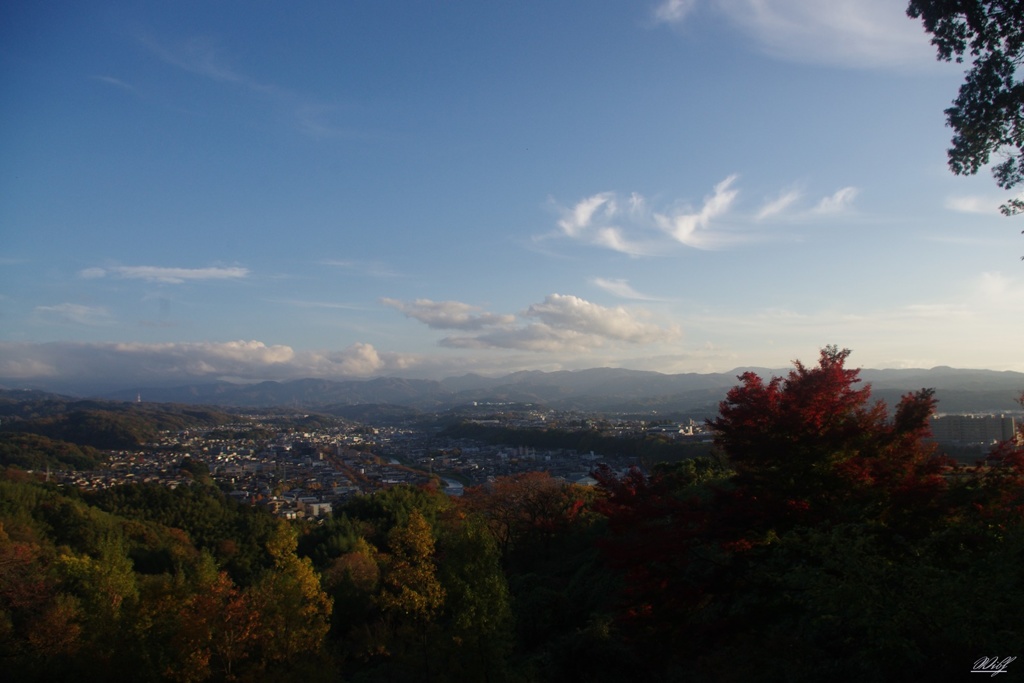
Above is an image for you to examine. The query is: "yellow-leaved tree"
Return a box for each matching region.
[374,509,445,676]
[251,521,333,670]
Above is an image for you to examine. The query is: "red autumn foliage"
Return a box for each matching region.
[594,346,977,669]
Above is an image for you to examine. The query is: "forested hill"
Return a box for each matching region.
[0,393,234,450]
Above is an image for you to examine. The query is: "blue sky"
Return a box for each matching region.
[2,0,1022,388]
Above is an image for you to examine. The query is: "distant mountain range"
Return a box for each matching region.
[7,366,1020,417]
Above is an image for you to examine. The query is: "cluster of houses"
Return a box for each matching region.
[47,409,716,518]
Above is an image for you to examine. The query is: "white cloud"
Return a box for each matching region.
[269,298,364,311]
[756,188,802,220]
[140,34,252,88]
[92,75,134,91]
[558,193,616,237]
[548,191,657,256]
[317,343,387,376]
[626,192,647,218]
[653,0,698,24]
[974,271,1024,306]
[110,340,295,375]
[0,340,417,384]
[945,195,1003,215]
[0,353,60,379]
[32,303,112,326]
[381,298,516,330]
[137,32,355,139]
[441,324,593,353]
[295,104,364,140]
[389,293,680,353]
[753,185,858,219]
[813,186,859,214]
[655,0,935,69]
[654,175,740,248]
[81,265,249,284]
[591,277,656,300]
[320,259,403,278]
[593,227,648,256]
[525,294,676,343]
[547,177,863,256]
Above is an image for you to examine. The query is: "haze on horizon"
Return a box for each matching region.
[3,1,1023,389]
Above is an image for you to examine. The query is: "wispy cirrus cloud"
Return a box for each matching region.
[550,191,653,256]
[974,271,1024,305]
[268,298,365,311]
[756,188,803,220]
[548,191,651,254]
[652,0,935,69]
[320,259,404,278]
[81,265,249,284]
[592,226,650,256]
[590,277,659,300]
[548,177,741,255]
[136,32,356,138]
[32,303,113,326]
[557,192,616,238]
[92,75,135,91]
[138,34,267,90]
[295,104,369,141]
[755,185,858,220]
[546,176,859,256]
[654,175,740,248]
[813,186,859,214]
[653,0,698,24]
[944,195,1004,215]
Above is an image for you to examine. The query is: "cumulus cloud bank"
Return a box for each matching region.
[383,293,680,353]
[0,340,414,386]
[525,294,671,343]
[381,298,516,330]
